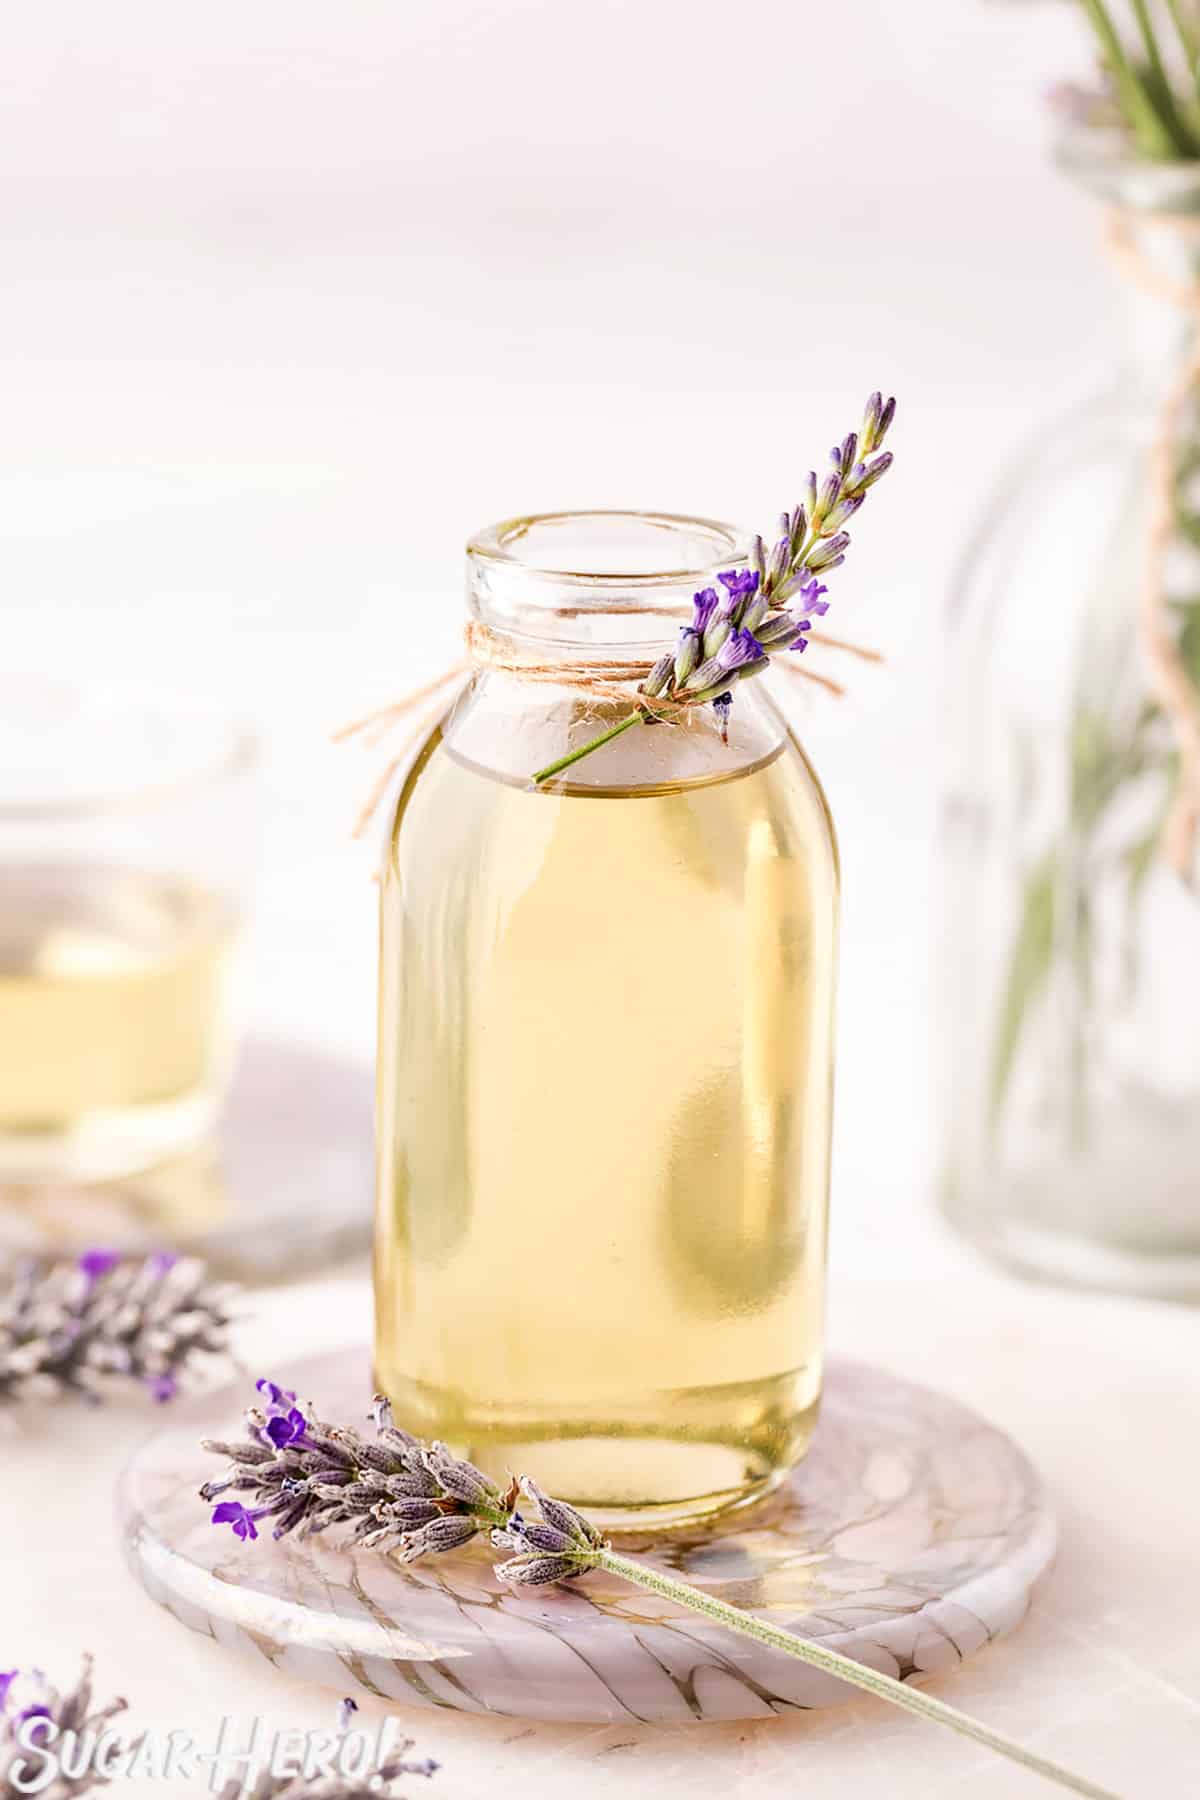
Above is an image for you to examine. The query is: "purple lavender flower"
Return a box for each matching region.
[78,1249,120,1283]
[211,1501,264,1542]
[1,1253,234,1410]
[717,569,759,602]
[691,587,720,633]
[716,627,767,672]
[794,577,829,617]
[255,1379,296,1409]
[146,1251,178,1278]
[263,1406,308,1450]
[0,1670,16,1709]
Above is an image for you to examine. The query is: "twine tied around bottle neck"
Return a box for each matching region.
[1103,205,1200,883]
[334,616,880,838]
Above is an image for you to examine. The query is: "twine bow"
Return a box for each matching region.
[1105,206,1200,882]
[334,618,880,839]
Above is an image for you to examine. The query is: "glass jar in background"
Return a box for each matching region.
[941,134,1200,1297]
[375,511,839,1528]
[0,677,257,1183]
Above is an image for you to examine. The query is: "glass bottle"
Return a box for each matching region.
[375,510,839,1527]
[941,133,1200,1297]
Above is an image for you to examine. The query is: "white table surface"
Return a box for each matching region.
[6,1267,1199,1800]
[3,3,1199,1794]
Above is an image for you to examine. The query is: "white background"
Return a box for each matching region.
[1,1,1109,1287]
[9,7,1198,1798]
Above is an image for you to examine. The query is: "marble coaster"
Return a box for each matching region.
[118,1350,1056,1723]
[0,1041,373,1283]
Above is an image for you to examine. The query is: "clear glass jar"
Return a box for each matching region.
[0,678,257,1182]
[941,135,1200,1297]
[375,511,839,1527]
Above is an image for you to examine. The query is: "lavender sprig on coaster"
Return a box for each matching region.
[0,1658,131,1800]
[529,391,895,786]
[201,1385,515,1546]
[0,1251,234,1409]
[202,1383,1115,1800]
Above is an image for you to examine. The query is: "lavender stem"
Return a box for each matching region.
[531,710,644,786]
[592,1549,1117,1800]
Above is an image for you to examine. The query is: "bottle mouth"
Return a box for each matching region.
[467,510,753,648]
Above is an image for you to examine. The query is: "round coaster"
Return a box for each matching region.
[118,1350,1056,1723]
[0,1042,372,1283]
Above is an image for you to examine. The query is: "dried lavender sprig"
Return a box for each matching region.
[203,1388,1113,1799]
[0,1658,131,1800]
[0,1251,235,1409]
[529,391,896,786]
[203,1385,514,1549]
[212,1699,437,1800]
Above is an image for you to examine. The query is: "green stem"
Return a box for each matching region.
[1164,0,1200,85]
[531,710,645,786]
[1079,0,1192,157]
[594,1549,1120,1800]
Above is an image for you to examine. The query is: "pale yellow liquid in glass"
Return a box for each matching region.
[376,730,838,1526]
[0,863,237,1180]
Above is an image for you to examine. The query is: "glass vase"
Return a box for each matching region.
[374,510,839,1527]
[941,134,1200,1297]
[0,677,257,1183]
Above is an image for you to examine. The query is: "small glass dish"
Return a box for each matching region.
[0,675,257,1182]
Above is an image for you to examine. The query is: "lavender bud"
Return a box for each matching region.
[423,1444,497,1506]
[861,389,883,450]
[853,449,893,492]
[750,534,766,585]
[378,1497,442,1527]
[400,1515,479,1561]
[641,650,674,699]
[495,1553,580,1587]
[741,591,768,633]
[701,616,732,661]
[734,656,771,683]
[840,430,858,472]
[805,470,818,516]
[674,626,701,686]
[876,395,896,445]
[813,472,842,525]
[823,492,864,532]
[521,1478,604,1549]
[515,1519,575,1554]
[807,531,851,571]
[789,506,807,555]
[768,534,791,585]
[689,653,724,690]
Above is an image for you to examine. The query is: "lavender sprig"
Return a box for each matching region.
[202,1384,1114,1799]
[0,1658,131,1800]
[202,1386,515,1548]
[530,391,896,786]
[0,1251,234,1409]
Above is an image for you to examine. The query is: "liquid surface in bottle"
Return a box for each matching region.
[376,731,838,1526]
[0,862,237,1178]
